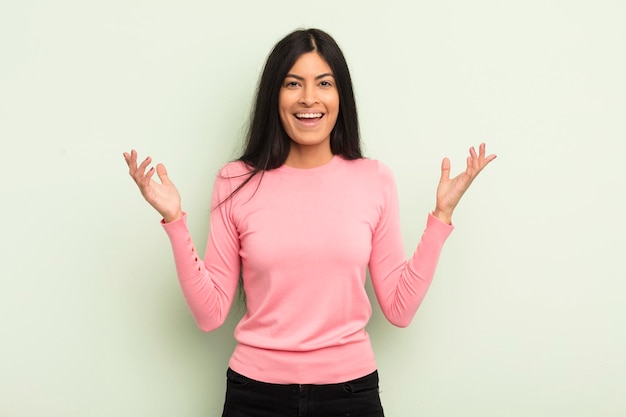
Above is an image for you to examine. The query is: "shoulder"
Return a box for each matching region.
[340,157,396,184]
[211,160,256,197]
[218,160,254,178]
[217,160,255,184]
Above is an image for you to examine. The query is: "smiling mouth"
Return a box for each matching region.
[295,113,323,119]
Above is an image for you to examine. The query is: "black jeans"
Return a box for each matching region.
[222,368,385,417]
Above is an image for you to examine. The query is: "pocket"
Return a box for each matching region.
[226,368,253,387]
[342,371,380,395]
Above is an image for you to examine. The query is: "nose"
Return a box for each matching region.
[298,84,318,106]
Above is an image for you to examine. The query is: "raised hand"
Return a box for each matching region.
[433,143,496,224]
[123,150,183,223]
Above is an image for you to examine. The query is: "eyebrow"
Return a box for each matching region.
[284,73,335,80]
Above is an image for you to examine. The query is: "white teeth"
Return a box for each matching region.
[296,113,322,119]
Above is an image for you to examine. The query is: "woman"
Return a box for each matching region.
[124,28,495,417]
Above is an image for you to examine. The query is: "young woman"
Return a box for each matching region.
[124,28,495,417]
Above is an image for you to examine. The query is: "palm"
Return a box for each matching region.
[434,143,496,221]
[142,168,181,215]
[123,150,182,222]
[437,170,473,213]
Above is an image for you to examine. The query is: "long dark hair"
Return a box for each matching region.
[224,28,362,203]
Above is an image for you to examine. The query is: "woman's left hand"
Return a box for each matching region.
[433,143,496,224]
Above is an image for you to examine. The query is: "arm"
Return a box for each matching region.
[161,169,241,332]
[369,144,495,327]
[368,165,453,328]
[123,150,241,331]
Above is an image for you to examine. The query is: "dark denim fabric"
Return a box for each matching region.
[221,368,385,417]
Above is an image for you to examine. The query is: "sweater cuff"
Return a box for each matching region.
[161,212,190,238]
[427,212,454,240]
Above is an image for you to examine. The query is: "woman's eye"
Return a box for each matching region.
[285,81,299,88]
[320,80,332,87]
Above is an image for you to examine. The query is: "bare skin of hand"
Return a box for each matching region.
[123,150,183,223]
[433,143,496,224]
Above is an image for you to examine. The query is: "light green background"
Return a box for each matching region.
[1,0,624,416]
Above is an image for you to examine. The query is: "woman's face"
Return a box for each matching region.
[278,52,339,156]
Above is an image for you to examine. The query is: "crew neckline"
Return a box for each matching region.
[277,154,342,174]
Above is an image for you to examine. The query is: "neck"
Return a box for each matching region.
[284,145,334,169]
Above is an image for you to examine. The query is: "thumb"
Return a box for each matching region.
[156,163,172,185]
[440,157,451,182]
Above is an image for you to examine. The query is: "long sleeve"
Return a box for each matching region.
[368,164,453,328]
[161,167,242,332]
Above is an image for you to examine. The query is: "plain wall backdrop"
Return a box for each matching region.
[1,0,624,416]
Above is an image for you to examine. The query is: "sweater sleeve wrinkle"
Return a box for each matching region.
[368,163,453,328]
[162,164,243,332]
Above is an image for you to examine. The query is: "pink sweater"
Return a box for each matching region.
[162,155,453,384]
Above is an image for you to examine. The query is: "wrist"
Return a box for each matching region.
[162,210,183,223]
[432,208,452,225]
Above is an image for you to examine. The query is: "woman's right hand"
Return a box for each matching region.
[123,150,183,223]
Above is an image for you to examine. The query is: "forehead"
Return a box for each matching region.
[287,52,333,76]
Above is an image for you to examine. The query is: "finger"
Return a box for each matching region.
[440,157,451,181]
[469,146,478,160]
[479,143,497,167]
[483,153,497,166]
[478,143,486,160]
[124,149,139,165]
[127,150,143,175]
[469,147,479,170]
[124,150,137,172]
[134,156,152,181]
[123,153,132,172]
[464,154,482,181]
[141,166,156,189]
[156,163,171,186]
[466,156,474,173]
[138,156,151,171]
